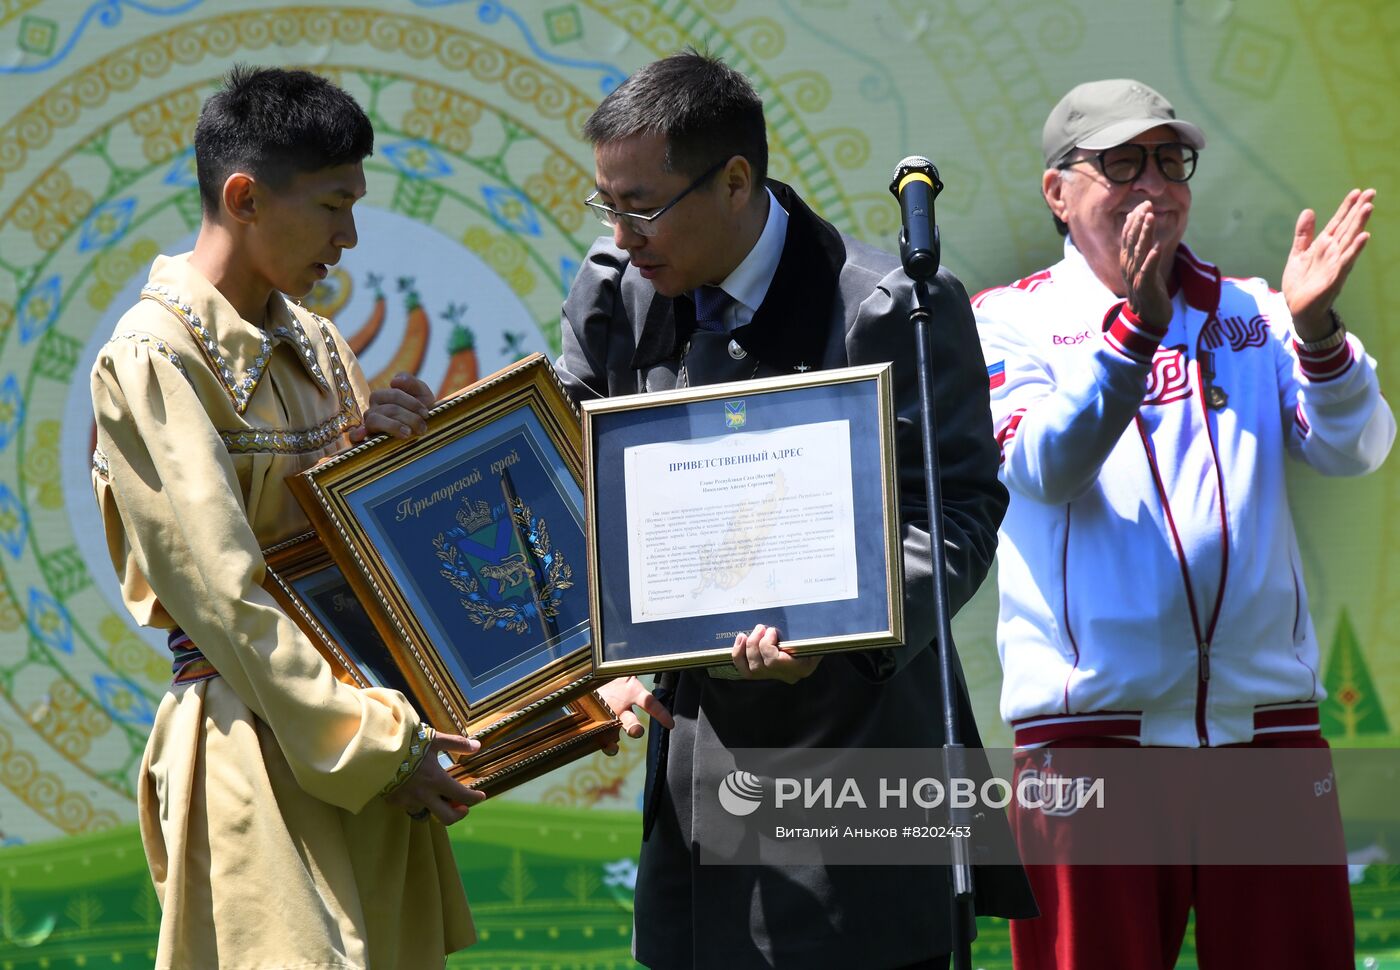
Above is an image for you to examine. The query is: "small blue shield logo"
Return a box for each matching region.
[725,400,746,430]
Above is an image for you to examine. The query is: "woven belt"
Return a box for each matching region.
[169,628,219,685]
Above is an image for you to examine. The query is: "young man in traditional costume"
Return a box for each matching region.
[90,66,483,969]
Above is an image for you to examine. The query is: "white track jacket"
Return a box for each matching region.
[975,239,1394,747]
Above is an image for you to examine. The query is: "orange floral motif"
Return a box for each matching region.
[463,225,535,296]
[101,613,168,684]
[28,678,113,761]
[402,83,483,155]
[523,151,591,233]
[87,237,160,311]
[12,168,92,250]
[541,740,644,807]
[0,723,124,832]
[0,8,598,196]
[128,88,201,164]
[24,420,62,510]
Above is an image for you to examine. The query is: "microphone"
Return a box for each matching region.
[888,156,944,282]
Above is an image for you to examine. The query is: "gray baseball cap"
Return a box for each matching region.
[1042,79,1206,167]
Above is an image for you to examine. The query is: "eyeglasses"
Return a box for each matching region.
[584,159,726,238]
[1057,142,1199,184]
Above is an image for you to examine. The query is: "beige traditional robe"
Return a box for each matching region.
[91,254,474,969]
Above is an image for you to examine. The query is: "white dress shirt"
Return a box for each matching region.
[708,187,788,332]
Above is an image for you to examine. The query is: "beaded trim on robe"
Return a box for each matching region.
[106,330,191,381]
[136,282,363,455]
[219,310,363,455]
[219,409,358,455]
[380,723,435,795]
[140,283,272,414]
[93,332,192,480]
[270,314,332,394]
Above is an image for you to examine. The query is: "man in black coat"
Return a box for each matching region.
[555,50,1034,969]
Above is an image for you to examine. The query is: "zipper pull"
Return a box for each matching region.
[1198,642,1211,681]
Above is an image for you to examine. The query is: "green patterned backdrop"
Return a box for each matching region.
[0,1,1395,966]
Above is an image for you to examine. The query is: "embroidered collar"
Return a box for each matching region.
[270,305,333,394]
[630,180,846,373]
[140,254,329,411]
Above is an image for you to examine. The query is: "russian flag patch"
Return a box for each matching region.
[987,360,1006,390]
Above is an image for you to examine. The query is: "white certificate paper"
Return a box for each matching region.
[623,419,858,623]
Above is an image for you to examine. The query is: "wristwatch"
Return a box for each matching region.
[1298,308,1347,352]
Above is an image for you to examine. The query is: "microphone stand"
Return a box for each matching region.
[904,234,976,970]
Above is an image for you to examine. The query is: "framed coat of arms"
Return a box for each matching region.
[261,527,617,795]
[287,354,613,755]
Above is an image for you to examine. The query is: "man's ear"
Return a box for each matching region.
[722,154,754,212]
[221,172,257,225]
[1042,168,1068,223]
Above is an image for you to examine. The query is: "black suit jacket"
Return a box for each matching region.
[557,182,1035,968]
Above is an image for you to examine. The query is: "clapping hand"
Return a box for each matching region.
[1119,201,1172,330]
[1282,188,1375,341]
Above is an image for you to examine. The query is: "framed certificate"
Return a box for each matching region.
[582,363,904,676]
[261,529,618,796]
[287,353,600,741]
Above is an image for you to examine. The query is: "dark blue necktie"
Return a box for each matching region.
[693,285,731,333]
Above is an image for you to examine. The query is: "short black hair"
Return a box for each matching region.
[583,49,768,186]
[194,65,373,216]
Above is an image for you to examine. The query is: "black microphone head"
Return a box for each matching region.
[889,155,943,198]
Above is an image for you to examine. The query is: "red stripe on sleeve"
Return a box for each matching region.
[1104,301,1167,364]
[1294,339,1354,382]
[994,408,1026,463]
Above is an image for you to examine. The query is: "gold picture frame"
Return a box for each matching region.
[287,353,603,744]
[451,689,618,795]
[582,363,905,677]
[261,528,617,796]
[262,529,418,696]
